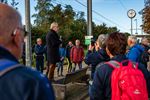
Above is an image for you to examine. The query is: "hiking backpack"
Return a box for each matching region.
[106,60,148,100]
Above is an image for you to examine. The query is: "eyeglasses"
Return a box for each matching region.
[12,27,28,37]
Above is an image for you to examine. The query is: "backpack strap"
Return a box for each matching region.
[105,60,120,69]
[106,60,138,69]
[0,59,22,77]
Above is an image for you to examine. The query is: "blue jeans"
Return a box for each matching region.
[57,60,64,75]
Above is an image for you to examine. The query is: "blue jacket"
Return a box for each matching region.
[34,44,46,55]
[0,46,55,100]
[90,55,150,100]
[126,44,144,62]
[59,47,66,58]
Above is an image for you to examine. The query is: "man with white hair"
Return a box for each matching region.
[34,38,46,73]
[46,22,62,80]
[126,36,144,62]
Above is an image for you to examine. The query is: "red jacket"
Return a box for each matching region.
[70,46,84,63]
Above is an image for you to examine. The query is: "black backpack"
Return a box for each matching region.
[140,50,149,64]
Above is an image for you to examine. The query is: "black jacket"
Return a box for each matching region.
[0,46,55,100]
[46,29,62,64]
[90,55,150,100]
[66,44,73,58]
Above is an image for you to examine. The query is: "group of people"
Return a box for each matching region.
[84,33,150,99]
[55,39,84,77]
[0,3,150,100]
[33,22,85,80]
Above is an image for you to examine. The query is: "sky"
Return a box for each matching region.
[13,0,145,34]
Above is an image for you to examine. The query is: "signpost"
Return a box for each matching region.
[85,36,93,45]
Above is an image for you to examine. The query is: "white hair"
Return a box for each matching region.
[97,34,108,47]
[128,36,137,43]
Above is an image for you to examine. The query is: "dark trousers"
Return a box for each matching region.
[36,56,44,73]
[72,62,82,72]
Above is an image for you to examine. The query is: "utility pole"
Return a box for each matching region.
[25,0,32,66]
[87,0,92,36]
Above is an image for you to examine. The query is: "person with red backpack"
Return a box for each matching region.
[70,39,84,72]
[90,32,150,100]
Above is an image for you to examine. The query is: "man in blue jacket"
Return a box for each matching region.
[126,36,144,62]
[34,38,46,73]
[0,4,55,100]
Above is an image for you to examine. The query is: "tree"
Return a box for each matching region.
[0,0,7,4]
[142,6,150,34]
[93,23,118,38]
[32,1,119,46]
[10,0,19,9]
[32,0,53,32]
[0,0,18,9]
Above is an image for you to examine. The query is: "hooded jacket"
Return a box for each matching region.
[126,44,144,62]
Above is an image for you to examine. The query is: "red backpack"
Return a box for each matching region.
[106,60,148,100]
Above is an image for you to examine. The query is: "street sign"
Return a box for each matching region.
[85,36,93,45]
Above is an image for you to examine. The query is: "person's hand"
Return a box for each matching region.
[88,44,94,51]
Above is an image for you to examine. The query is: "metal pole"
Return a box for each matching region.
[25,0,32,66]
[87,0,92,36]
[131,18,133,35]
[135,19,138,34]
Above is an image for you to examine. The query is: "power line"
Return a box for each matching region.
[118,0,127,11]
[52,0,104,24]
[74,0,128,30]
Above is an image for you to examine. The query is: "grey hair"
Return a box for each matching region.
[128,35,137,43]
[141,37,148,43]
[97,34,108,47]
